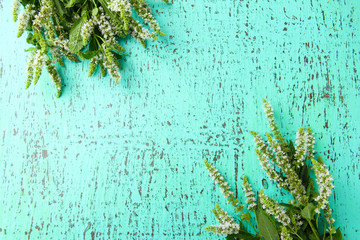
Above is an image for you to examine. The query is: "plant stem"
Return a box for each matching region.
[240,209,258,235]
[288,228,304,240]
[250,210,259,235]
[307,220,320,240]
[246,219,258,235]
[316,214,319,229]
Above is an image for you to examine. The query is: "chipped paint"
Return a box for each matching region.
[0,0,359,239]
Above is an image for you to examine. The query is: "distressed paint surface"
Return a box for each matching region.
[0,0,359,239]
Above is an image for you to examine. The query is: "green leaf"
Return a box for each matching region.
[100,60,106,77]
[65,0,85,8]
[320,234,330,240]
[308,233,318,240]
[69,15,86,53]
[333,228,343,240]
[92,7,99,16]
[98,0,123,25]
[240,212,251,221]
[235,204,244,212]
[76,51,86,61]
[26,33,36,45]
[317,156,324,164]
[300,164,310,188]
[111,43,126,53]
[278,203,295,209]
[57,58,65,67]
[299,220,308,231]
[226,230,260,240]
[297,230,309,240]
[239,221,245,230]
[88,37,98,51]
[20,0,30,6]
[53,0,67,16]
[81,4,88,17]
[112,50,124,60]
[158,30,166,36]
[256,209,279,240]
[301,203,316,220]
[306,178,314,199]
[25,47,36,52]
[288,140,295,159]
[82,50,99,59]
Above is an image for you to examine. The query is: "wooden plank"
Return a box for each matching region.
[0,0,359,239]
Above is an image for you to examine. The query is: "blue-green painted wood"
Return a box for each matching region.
[0,0,359,239]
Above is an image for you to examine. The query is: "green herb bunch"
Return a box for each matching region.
[12,0,167,97]
[204,99,342,240]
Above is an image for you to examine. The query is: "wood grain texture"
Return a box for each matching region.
[0,0,359,239]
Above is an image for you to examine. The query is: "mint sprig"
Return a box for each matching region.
[13,0,167,97]
[204,99,343,240]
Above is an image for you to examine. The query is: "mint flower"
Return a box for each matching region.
[250,132,286,188]
[25,51,36,89]
[204,99,341,239]
[109,0,132,14]
[94,10,117,46]
[294,126,315,169]
[102,46,122,83]
[50,48,64,66]
[263,99,287,147]
[251,130,307,205]
[293,214,303,229]
[53,38,79,62]
[17,4,36,38]
[33,50,47,85]
[46,62,62,97]
[251,100,308,205]
[243,175,256,210]
[280,226,292,240]
[305,127,315,160]
[33,0,52,30]
[259,190,291,226]
[294,127,307,168]
[130,0,162,35]
[88,55,101,77]
[205,204,240,235]
[204,160,243,212]
[12,0,20,22]
[312,159,334,213]
[14,0,166,97]
[81,18,95,45]
[267,132,307,205]
[324,204,335,233]
[53,38,70,52]
[130,19,157,47]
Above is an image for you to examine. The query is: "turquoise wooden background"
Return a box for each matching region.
[0,0,359,239]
